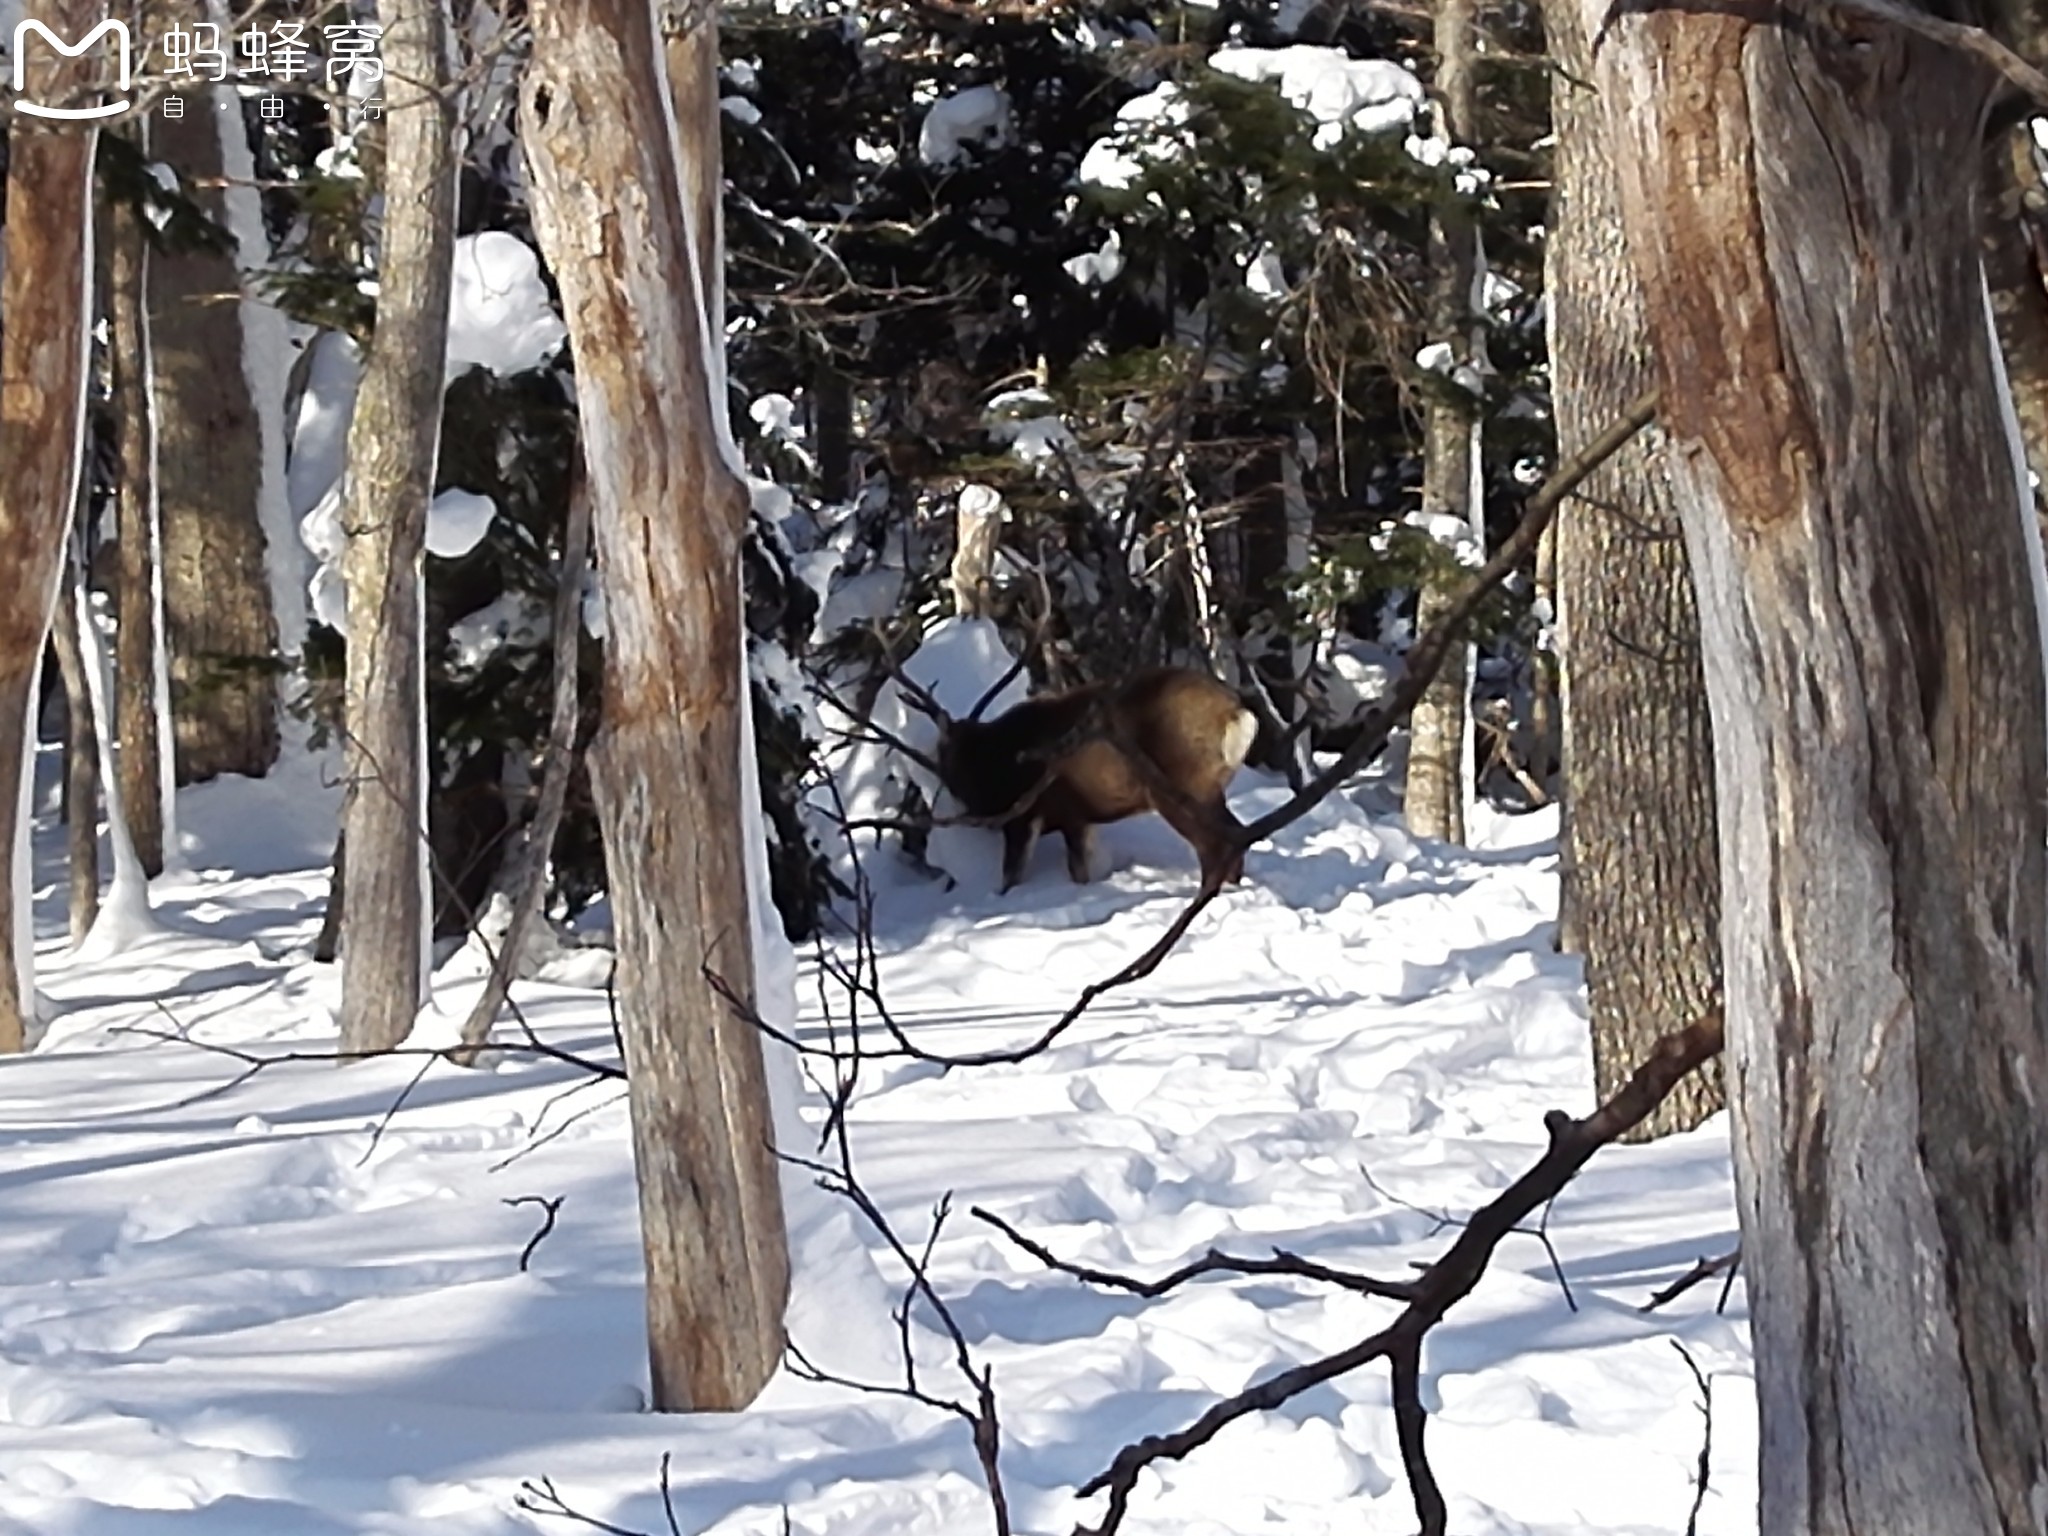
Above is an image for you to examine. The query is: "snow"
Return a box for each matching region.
[918,84,1012,167]
[446,589,551,675]
[1064,230,1126,287]
[1244,243,1288,300]
[1208,46,1425,146]
[983,388,1079,467]
[71,588,160,959]
[425,488,499,560]
[445,232,569,382]
[750,391,800,441]
[1,671,1756,1535]
[1078,84,1194,192]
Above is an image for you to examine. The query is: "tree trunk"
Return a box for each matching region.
[1599,12,2048,1529]
[337,0,458,1055]
[951,484,1004,618]
[49,555,99,945]
[456,456,592,1058]
[151,85,283,785]
[1543,0,1723,1139]
[108,175,167,877]
[1980,125,2048,551]
[1403,0,1479,844]
[526,0,790,1410]
[0,9,105,1051]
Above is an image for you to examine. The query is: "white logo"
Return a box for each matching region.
[11,19,133,120]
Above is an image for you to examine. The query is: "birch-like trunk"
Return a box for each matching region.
[337,0,458,1054]
[524,0,789,1409]
[1600,10,2048,1526]
[0,3,105,1051]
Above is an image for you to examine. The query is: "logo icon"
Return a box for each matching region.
[11,19,133,120]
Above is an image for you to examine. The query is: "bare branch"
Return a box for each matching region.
[1045,1007,1723,1536]
[1641,1246,1742,1313]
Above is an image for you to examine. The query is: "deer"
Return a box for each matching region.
[876,641,1258,893]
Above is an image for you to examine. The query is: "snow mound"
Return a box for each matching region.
[1208,45,1424,146]
[919,84,1012,167]
[425,488,498,560]
[446,232,568,380]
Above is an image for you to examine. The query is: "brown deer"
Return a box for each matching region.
[932,667,1257,893]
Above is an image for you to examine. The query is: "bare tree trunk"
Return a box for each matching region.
[314,831,345,964]
[108,177,166,877]
[337,0,458,1054]
[456,458,591,1058]
[151,86,283,785]
[49,554,99,945]
[526,0,790,1410]
[1600,10,2048,1528]
[951,484,1004,618]
[0,12,105,1051]
[1403,0,1479,844]
[1543,0,1723,1140]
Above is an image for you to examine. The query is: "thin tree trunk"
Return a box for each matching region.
[49,554,99,945]
[1403,0,1479,844]
[1543,0,1723,1139]
[0,12,105,1052]
[1981,125,2048,551]
[108,174,166,877]
[951,484,1004,618]
[1600,10,2048,1528]
[151,85,283,785]
[315,830,345,964]
[455,457,591,1058]
[526,0,790,1410]
[336,0,459,1055]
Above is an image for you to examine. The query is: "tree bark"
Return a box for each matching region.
[337,0,458,1055]
[49,555,100,945]
[0,5,105,1051]
[1599,11,2048,1529]
[108,173,167,877]
[526,0,790,1410]
[1543,0,1723,1139]
[1403,0,1479,844]
[151,85,283,785]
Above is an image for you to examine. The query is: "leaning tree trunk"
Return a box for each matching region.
[525,0,790,1410]
[108,171,167,877]
[336,0,458,1055]
[1600,11,2048,1530]
[1403,0,1480,844]
[151,83,283,785]
[0,6,104,1051]
[1543,0,1723,1139]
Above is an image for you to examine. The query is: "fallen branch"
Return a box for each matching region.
[978,1007,1724,1536]
[1642,1245,1742,1313]
[506,1194,566,1272]
[1673,1340,1715,1536]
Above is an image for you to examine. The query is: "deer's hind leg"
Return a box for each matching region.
[1000,817,1041,893]
[1152,792,1247,888]
[1059,819,1099,884]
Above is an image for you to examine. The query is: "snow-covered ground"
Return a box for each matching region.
[1,736,1751,1535]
